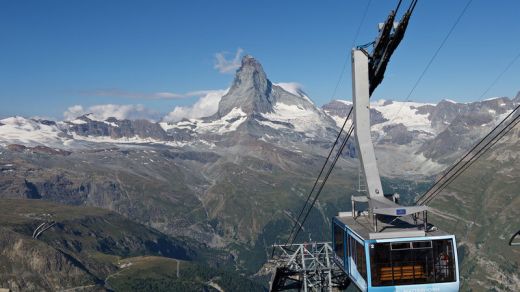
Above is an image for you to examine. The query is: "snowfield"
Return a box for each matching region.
[261,102,330,134]
[0,117,68,147]
[160,107,248,134]
[0,117,191,149]
[326,99,435,135]
[372,99,435,134]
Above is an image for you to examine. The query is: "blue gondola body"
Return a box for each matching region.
[332,216,460,292]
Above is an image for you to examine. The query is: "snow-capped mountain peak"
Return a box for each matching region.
[184,55,337,138]
[216,55,274,117]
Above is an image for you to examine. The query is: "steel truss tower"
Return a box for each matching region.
[268,242,349,291]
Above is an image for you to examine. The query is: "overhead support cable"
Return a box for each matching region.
[416,104,520,205]
[420,111,520,206]
[330,0,373,101]
[408,45,520,175]
[421,116,520,206]
[387,0,473,120]
[285,108,352,244]
[417,104,520,204]
[289,123,355,244]
[286,0,418,246]
[285,0,380,247]
[416,45,520,205]
[418,107,520,205]
[368,0,417,95]
[478,49,520,99]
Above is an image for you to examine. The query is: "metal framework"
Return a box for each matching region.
[268,242,349,291]
[349,0,429,232]
[351,47,428,234]
[510,229,520,246]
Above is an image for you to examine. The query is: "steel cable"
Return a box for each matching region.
[417,105,520,205]
[289,124,355,244]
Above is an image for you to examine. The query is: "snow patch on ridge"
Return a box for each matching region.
[324,99,435,134]
[162,107,248,134]
[372,99,434,134]
[336,100,352,105]
[261,103,325,133]
[70,119,87,125]
[0,117,68,147]
[0,116,199,149]
[70,132,189,147]
[198,107,248,133]
[483,96,502,101]
[326,114,353,129]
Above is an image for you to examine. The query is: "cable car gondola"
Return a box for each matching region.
[331,1,460,290]
[332,212,459,291]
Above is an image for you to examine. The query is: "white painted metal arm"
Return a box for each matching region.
[351,49,384,200]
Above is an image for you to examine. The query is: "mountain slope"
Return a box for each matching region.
[0,199,196,291]
[322,96,518,176]
[428,126,520,291]
[106,256,265,292]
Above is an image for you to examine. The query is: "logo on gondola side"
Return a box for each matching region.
[396,209,406,215]
[402,288,441,292]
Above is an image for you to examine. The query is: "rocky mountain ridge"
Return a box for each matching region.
[1,56,516,167]
[1,97,516,177]
[323,96,518,165]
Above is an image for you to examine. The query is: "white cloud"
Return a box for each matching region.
[82,88,206,100]
[274,82,314,104]
[163,89,228,122]
[214,48,244,74]
[64,105,85,120]
[274,82,305,96]
[64,104,160,121]
[66,88,229,123]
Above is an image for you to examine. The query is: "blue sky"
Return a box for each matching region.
[1,0,519,120]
